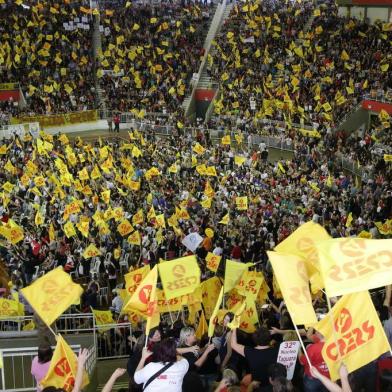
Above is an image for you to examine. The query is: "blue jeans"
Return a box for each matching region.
[303,375,328,392]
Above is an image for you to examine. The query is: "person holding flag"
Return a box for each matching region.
[299,330,330,392]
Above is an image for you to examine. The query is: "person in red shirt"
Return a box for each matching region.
[299,331,330,391]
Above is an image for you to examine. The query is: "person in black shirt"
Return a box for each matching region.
[178,326,216,392]
[231,327,278,388]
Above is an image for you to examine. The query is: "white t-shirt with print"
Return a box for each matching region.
[134,358,189,392]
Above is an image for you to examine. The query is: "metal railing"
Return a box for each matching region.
[1,313,132,360]
[0,344,96,392]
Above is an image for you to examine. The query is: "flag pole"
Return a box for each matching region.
[293,323,312,368]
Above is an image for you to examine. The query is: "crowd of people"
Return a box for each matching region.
[0,0,96,115]
[210,0,392,133]
[97,0,213,114]
[0,0,391,391]
[0,123,390,391]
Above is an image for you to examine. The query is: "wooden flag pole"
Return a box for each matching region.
[293,323,312,368]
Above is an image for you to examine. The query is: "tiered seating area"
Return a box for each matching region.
[0,1,96,115]
[211,0,392,134]
[97,1,213,113]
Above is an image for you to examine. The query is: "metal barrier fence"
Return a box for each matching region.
[0,343,96,392]
[0,313,132,360]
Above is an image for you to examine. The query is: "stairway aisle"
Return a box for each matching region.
[182,0,234,114]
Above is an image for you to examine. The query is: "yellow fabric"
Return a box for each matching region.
[195,310,208,339]
[158,256,200,300]
[274,221,330,294]
[268,251,317,325]
[208,287,223,337]
[224,259,249,293]
[82,244,101,259]
[201,277,222,319]
[21,267,83,327]
[41,335,89,390]
[235,196,248,210]
[0,298,24,319]
[125,265,151,297]
[316,238,392,297]
[235,270,263,301]
[122,265,158,317]
[92,308,114,333]
[205,252,221,273]
[316,291,389,381]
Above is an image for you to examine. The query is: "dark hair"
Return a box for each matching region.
[148,327,160,340]
[252,327,271,346]
[272,377,293,392]
[225,312,235,323]
[153,338,177,363]
[38,345,53,364]
[268,363,287,381]
[42,388,65,392]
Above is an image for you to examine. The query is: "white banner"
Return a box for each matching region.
[181,232,203,253]
[277,341,300,380]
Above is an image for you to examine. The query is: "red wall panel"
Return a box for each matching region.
[362,100,392,114]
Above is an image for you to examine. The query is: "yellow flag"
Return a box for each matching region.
[21,267,83,327]
[224,259,249,293]
[125,265,151,297]
[235,196,248,210]
[35,210,45,226]
[158,255,200,300]
[132,209,144,225]
[340,49,350,61]
[205,166,217,176]
[101,189,111,204]
[234,156,246,166]
[201,277,223,319]
[379,109,390,121]
[268,251,317,325]
[204,180,215,198]
[316,291,389,381]
[316,238,392,297]
[41,335,89,391]
[63,221,76,238]
[236,271,263,301]
[122,266,158,318]
[345,212,353,227]
[381,63,389,72]
[83,244,101,259]
[0,298,22,319]
[92,308,114,333]
[205,252,221,273]
[193,143,205,155]
[275,221,330,294]
[0,219,24,244]
[195,310,208,339]
[227,302,246,330]
[117,219,134,236]
[49,223,55,242]
[200,198,212,209]
[208,287,223,337]
[221,135,231,145]
[128,230,141,245]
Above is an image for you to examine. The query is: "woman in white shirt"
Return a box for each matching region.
[134,338,189,392]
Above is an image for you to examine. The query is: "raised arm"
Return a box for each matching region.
[101,369,126,392]
[230,329,245,357]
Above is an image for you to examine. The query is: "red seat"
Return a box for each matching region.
[377,358,392,392]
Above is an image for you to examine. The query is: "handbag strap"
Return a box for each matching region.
[142,362,174,391]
